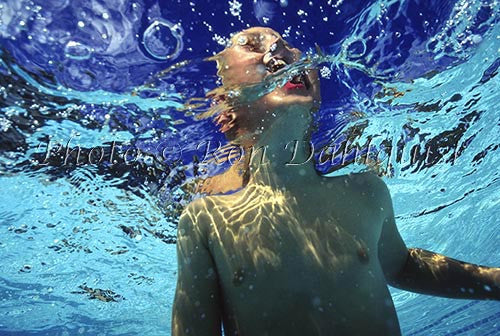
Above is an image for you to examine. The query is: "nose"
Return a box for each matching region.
[264,37,297,64]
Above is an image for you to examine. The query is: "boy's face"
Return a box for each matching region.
[215,27,321,135]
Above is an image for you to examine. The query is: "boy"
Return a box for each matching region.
[172,27,499,336]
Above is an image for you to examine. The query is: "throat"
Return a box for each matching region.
[235,104,318,195]
[247,139,318,196]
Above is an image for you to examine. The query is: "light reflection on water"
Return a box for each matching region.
[0,0,499,335]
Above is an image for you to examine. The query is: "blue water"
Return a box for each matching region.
[0,0,499,335]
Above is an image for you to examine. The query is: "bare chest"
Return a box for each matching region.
[206,185,383,289]
[199,177,396,335]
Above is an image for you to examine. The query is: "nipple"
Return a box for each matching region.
[357,247,370,264]
[356,240,370,264]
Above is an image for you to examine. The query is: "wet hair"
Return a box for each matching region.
[203,50,244,142]
[201,85,240,142]
[204,27,281,142]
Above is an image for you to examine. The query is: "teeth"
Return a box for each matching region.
[275,59,287,67]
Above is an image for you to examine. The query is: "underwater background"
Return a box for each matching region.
[0,0,499,335]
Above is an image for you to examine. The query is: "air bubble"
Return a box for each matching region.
[142,19,184,60]
[64,41,92,60]
[470,34,482,44]
[345,39,366,59]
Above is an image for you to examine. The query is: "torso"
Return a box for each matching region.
[192,172,401,336]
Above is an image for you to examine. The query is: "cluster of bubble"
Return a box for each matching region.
[228,0,243,18]
[427,0,496,60]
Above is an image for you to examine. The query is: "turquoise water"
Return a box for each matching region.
[0,0,499,335]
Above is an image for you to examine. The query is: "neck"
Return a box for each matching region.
[242,105,318,196]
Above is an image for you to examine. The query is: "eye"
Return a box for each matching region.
[243,43,257,51]
[241,42,262,53]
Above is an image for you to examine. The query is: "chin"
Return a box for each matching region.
[266,88,319,111]
[282,96,314,109]
[277,74,321,111]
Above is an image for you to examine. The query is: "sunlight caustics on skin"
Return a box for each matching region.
[1,1,499,335]
[172,24,499,336]
[187,182,370,271]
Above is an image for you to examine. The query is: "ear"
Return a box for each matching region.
[214,110,237,133]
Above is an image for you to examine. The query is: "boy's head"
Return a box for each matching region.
[209,27,321,143]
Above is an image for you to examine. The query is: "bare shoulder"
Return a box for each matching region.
[355,171,391,196]
[325,170,390,198]
[181,194,226,218]
[181,197,207,218]
[356,171,393,209]
[179,194,232,240]
[177,197,213,246]
[321,170,393,213]
[353,171,396,223]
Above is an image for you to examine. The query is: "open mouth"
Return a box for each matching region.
[264,56,310,91]
[284,73,308,90]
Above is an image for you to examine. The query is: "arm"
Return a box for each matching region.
[172,202,222,335]
[376,178,500,300]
